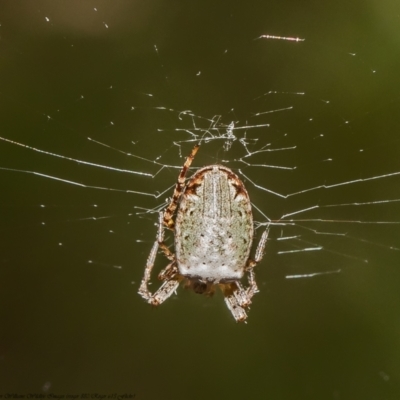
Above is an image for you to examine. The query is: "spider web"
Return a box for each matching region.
[1,1,400,397]
[1,4,399,286]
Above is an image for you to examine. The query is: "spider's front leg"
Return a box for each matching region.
[163,144,199,229]
[139,145,200,305]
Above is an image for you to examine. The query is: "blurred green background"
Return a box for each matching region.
[1,1,400,399]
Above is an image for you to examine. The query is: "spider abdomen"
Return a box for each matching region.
[175,165,254,283]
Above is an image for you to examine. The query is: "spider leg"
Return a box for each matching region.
[138,240,161,302]
[253,226,269,264]
[156,211,174,261]
[241,228,269,300]
[223,227,270,321]
[148,270,181,306]
[139,146,200,305]
[138,247,180,306]
[223,285,248,322]
[163,144,199,229]
[138,213,181,306]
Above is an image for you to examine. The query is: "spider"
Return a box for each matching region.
[138,144,269,322]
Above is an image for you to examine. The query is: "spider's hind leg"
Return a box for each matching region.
[220,282,248,322]
[138,251,181,306]
[149,266,181,306]
[138,213,181,306]
[220,228,269,322]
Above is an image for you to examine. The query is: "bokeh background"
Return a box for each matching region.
[1,1,400,399]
